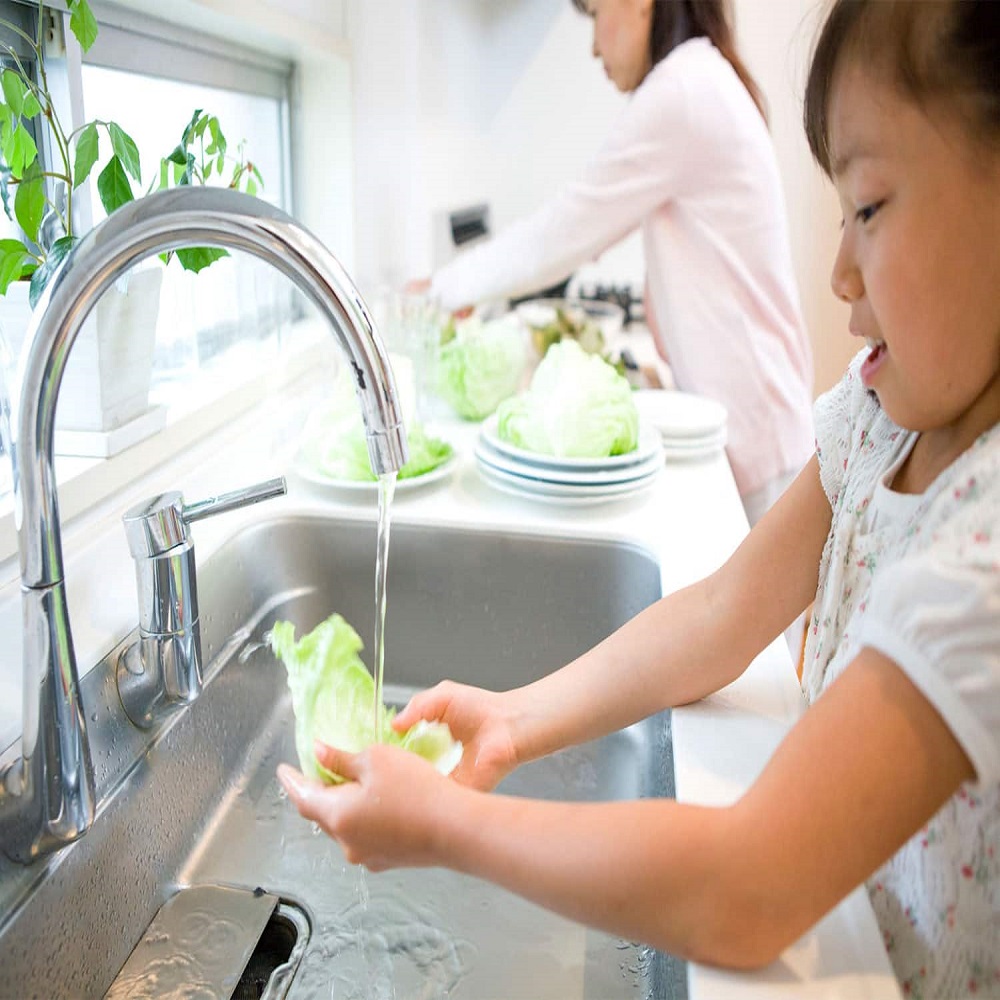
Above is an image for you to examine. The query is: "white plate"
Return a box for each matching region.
[655,426,728,450]
[632,390,727,439]
[294,451,458,494]
[662,443,725,462]
[480,415,662,471]
[475,437,664,486]
[477,460,659,506]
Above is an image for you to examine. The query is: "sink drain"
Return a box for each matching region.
[234,901,310,1000]
[105,885,310,1000]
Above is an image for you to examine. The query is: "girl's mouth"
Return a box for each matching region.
[860,338,887,387]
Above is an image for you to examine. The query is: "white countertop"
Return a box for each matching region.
[0,371,901,999]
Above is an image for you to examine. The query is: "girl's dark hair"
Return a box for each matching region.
[804,0,1000,175]
[571,0,767,120]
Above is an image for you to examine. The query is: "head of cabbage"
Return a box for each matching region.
[496,339,638,458]
[269,614,462,783]
[435,314,527,421]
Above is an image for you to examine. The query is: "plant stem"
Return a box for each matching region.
[30,1,74,238]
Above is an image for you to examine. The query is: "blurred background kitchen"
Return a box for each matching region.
[119,0,851,395]
[0,0,851,535]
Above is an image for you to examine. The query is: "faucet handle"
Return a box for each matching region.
[181,476,287,524]
[123,477,287,559]
[117,475,287,730]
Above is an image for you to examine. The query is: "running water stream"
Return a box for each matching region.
[373,471,397,741]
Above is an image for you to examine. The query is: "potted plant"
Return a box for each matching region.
[0,0,262,445]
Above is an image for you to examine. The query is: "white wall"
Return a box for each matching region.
[346,0,642,298]
[347,0,854,394]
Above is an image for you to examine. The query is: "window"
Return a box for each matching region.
[0,0,307,505]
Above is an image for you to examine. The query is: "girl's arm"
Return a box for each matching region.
[284,642,974,968]
[400,455,832,771]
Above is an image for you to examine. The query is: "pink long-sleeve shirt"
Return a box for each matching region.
[431,38,815,499]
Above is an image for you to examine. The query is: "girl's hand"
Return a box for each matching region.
[392,681,520,791]
[277,741,462,871]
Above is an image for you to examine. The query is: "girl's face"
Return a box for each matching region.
[827,62,1000,443]
[586,0,653,93]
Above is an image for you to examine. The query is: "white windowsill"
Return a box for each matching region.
[0,317,332,575]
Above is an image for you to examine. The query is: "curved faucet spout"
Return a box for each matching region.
[0,188,409,862]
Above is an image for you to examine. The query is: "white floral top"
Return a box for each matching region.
[804,352,1000,999]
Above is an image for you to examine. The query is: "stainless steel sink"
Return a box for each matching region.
[0,514,685,999]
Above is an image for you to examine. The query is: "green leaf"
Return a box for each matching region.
[204,116,225,158]
[67,0,99,52]
[28,236,77,308]
[1,70,28,117]
[96,155,134,215]
[0,167,12,221]
[245,176,257,197]
[180,108,202,147]
[166,143,187,166]
[175,246,228,273]
[108,123,141,183]
[171,152,195,187]
[0,237,32,295]
[21,92,41,119]
[14,160,45,243]
[2,122,38,177]
[73,122,99,188]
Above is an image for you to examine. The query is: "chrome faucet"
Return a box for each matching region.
[0,187,409,863]
[118,478,288,730]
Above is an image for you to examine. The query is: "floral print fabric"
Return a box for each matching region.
[804,352,1000,998]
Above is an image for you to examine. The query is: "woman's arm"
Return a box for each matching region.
[284,643,973,968]
[498,454,831,763]
[431,71,693,310]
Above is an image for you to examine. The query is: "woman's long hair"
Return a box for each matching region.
[572,0,767,120]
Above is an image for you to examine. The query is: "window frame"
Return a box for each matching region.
[0,0,312,564]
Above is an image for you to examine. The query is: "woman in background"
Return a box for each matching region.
[423,0,815,525]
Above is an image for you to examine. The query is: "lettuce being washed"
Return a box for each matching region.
[496,339,638,458]
[270,614,462,783]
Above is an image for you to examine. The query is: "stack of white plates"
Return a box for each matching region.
[476,416,664,506]
[632,390,728,461]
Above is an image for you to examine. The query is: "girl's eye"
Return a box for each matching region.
[855,201,884,225]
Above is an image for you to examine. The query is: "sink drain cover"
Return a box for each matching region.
[105,884,279,999]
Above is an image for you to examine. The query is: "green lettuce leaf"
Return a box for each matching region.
[435,314,527,420]
[298,355,453,481]
[496,339,639,458]
[269,614,462,783]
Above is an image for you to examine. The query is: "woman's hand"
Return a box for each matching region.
[277,741,463,871]
[392,681,521,791]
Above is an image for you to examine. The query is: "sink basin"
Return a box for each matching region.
[0,514,685,998]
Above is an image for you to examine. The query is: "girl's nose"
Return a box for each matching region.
[830,232,863,303]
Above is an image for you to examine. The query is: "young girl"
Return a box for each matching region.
[279,1,999,994]
[420,0,815,525]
